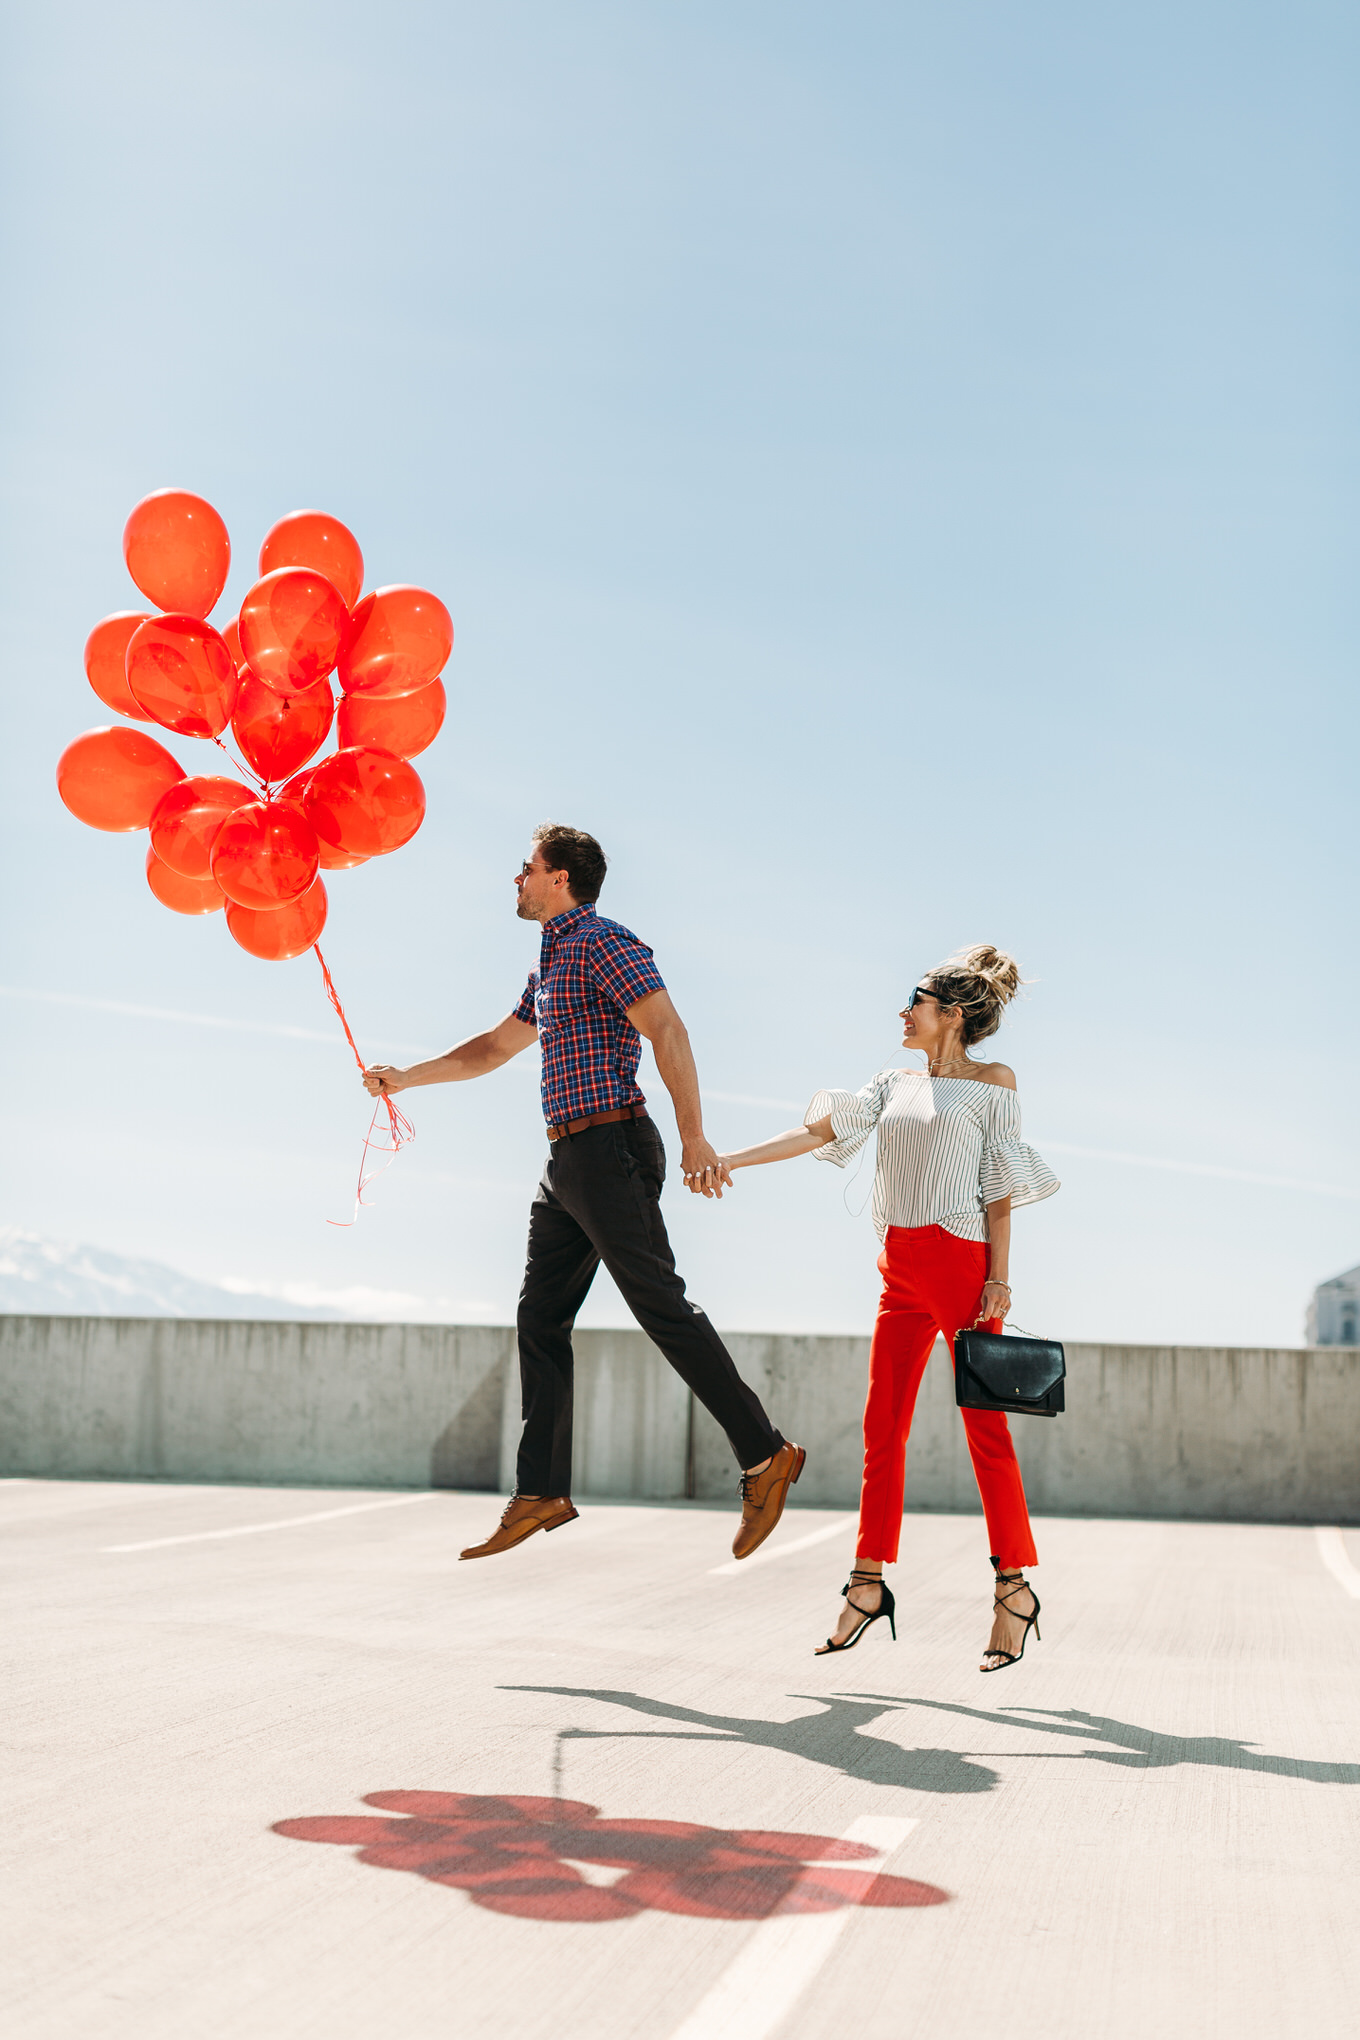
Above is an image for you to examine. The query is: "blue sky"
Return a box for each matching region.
[2,0,1355,1345]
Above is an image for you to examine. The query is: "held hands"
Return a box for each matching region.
[363,1064,406,1097]
[973,1279,1012,1326]
[682,1137,733,1199]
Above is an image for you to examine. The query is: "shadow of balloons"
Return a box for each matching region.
[273,1791,951,1923]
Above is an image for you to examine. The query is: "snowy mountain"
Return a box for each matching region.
[0,1230,346,1321]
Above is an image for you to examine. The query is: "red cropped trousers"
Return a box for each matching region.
[857,1223,1038,1570]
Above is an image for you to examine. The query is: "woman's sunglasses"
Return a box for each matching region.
[907,985,958,1010]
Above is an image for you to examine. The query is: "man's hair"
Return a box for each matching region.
[532,822,608,903]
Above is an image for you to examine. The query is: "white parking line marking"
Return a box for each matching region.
[103,1492,439,1552]
[709,1515,858,1576]
[666,1815,916,2040]
[1315,1526,1360,1600]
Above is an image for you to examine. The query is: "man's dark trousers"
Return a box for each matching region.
[515,1117,782,1495]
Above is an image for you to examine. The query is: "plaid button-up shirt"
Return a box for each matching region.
[514,901,667,1126]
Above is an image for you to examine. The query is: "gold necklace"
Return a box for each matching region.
[929,1055,976,1077]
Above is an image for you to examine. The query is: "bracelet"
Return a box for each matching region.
[984,1279,1011,1290]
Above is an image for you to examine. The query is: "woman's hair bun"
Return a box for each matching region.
[953,943,1021,1002]
[924,943,1025,1046]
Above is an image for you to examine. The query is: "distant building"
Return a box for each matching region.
[1307,1264,1360,1346]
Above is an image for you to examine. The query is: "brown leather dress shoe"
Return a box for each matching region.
[459,1493,579,1560]
[731,1440,806,1559]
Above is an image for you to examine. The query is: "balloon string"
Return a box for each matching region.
[313,942,414,1226]
[211,732,267,793]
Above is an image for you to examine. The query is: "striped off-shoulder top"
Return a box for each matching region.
[805,1068,1060,1244]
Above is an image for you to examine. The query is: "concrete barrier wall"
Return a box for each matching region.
[0,1316,510,1491]
[1,1314,1356,1523]
[700,1336,1360,1523]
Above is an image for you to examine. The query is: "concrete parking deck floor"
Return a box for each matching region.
[5,1479,1359,2040]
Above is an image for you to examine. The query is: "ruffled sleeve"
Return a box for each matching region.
[979,1087,1060,1209]
[804,1071,890,1170]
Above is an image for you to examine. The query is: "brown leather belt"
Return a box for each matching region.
[546,1104,649,1143]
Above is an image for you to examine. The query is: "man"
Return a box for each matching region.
[363,823,804,1561]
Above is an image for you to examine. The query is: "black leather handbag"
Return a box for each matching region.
[953,1326,1066,1418]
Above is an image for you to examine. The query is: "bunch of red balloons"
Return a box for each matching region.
[56,489,451,962]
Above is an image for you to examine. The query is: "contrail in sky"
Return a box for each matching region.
[4,988,1354,1201]
[1037,1140,1359,1200]
[0,985,440,1059]
[703,1093,1359,1201]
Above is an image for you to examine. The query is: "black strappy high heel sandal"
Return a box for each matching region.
[980,1561,1041,1672]
[814,1569,897,1655]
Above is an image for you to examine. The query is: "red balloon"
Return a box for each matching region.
[210,799,319,909]
[222,617,245,671]
[231,673,334,782]
[226,878,328,961]
[57,727,185,832]
[317,837,372,871]
[146,847,224,916]
[238,568,348,692]
[149,775,255,879]
[302,747,426,858]
[337,677,445,760]
[337,586,452,699]
[123,489,231,617]
[125,615,239,737]
[85,612,156,722]
[259,510,364,610]
[279,767,371,868]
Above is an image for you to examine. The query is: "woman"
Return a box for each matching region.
[715,945,1058,1671]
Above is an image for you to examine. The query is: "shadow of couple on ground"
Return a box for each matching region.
[505,1685,1360,1795]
